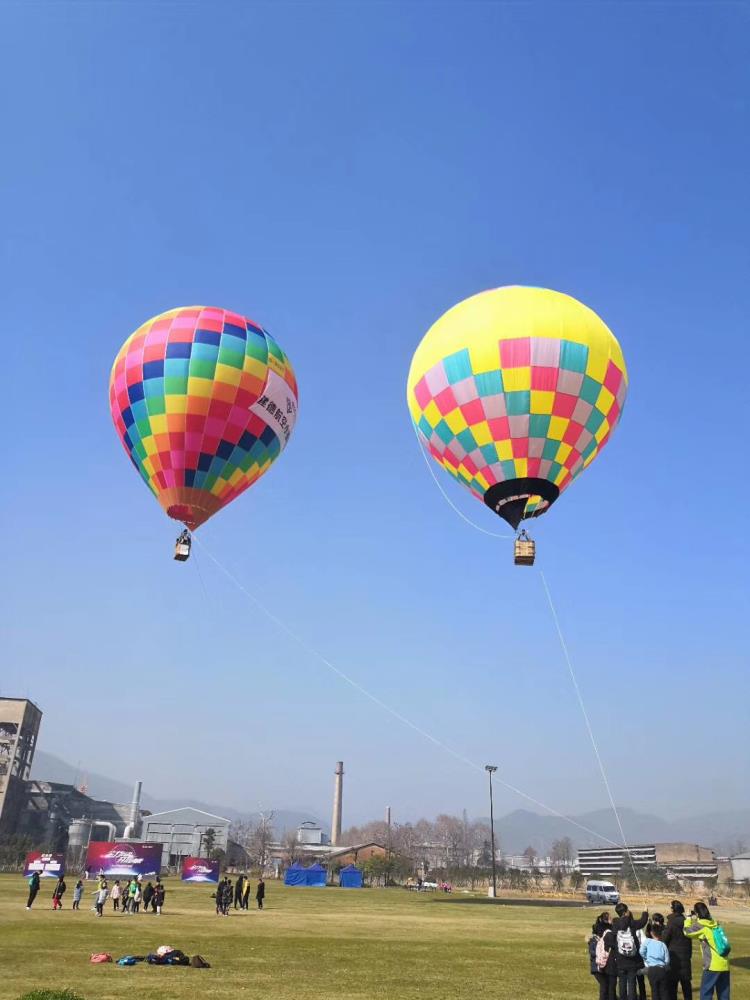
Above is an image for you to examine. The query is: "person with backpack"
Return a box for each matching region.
[640,921,670,1000]
[26,870,41,909]
[588,912,617,1000]
[612,901,650,1000]
[684,901,730,1000]
[663,900,693,1000]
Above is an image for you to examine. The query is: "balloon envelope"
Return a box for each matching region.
[109,306,298,530]
[407,287,627,529]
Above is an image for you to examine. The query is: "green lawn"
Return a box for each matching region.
[1,875,748,1000]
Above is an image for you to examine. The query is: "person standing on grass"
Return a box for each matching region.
[26,870,41,910]
[612,902,650,1000]
[150,878,160,913]
[72,880,83,910]
[242,876,251,910]
[684,901,731,1000]
[111,880,121,911]
[132,882,141,914]
[588,913,617,1000]
[664,900,693,1000]
[143,881,154,913]
[256,877,265,910]
[128,877,138,912]
[95,881,109,917]
[234,874,245,909]
[154,879,165,915]
[640,921,670,1000]
[52,875,67,910]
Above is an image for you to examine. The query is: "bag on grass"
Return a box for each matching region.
[191,955,211,968]
[90,953,113,963]
[166,950,190,966]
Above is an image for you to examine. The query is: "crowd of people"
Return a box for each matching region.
[214,874,265,915]
[25,871,167,916]
[588,899,732,1000]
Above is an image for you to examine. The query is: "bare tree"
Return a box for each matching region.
[551,837,574,866]
[281,827,300,865]
[522,845,537,865]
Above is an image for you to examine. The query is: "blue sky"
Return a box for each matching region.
[1,2,747,833]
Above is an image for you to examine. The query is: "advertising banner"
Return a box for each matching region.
[24,852,66,878]
[181,857,220,883]
[85,841,161,877]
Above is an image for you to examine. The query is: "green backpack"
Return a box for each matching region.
[711,925,731,958]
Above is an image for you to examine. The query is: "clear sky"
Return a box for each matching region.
[1,2,747,833]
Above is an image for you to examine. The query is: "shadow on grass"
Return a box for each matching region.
[430,896,588,908]
[732,957,750,970]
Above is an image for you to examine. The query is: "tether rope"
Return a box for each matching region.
[192,533,624,850]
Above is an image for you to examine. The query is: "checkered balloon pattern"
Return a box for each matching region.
[407,286,627,525]
[109,306,298,530]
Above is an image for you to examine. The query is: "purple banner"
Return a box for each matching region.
[24,852,66,878]
[85,841,161,877]
[181,857,220,883]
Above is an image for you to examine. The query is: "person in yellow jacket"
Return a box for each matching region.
[684,901,730,1000]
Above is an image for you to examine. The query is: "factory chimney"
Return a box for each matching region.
[331,761,344,846]
[123,779,143,839]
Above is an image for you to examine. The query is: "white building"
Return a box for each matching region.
[141,807,230,869]
[730,854,750,883]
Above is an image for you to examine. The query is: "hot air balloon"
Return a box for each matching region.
[406,287,627,564]
[109,306,298,559]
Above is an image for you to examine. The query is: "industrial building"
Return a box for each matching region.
[730,854,750,883]
[19,780,138,853]
[577,843,717,881]
[141,806,230,868]
[0,698,43,837]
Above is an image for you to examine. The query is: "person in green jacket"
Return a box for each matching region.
[684,901,730,1000]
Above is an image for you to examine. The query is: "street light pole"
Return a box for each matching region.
[485,765,498,899]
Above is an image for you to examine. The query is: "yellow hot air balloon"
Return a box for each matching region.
[407,287,628,555]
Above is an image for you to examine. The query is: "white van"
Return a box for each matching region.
[586,879,620,904]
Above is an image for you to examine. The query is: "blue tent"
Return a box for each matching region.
[339,864,363,888]
[305,863,327,887]
[284,862,307,887]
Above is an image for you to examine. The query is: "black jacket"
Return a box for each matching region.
[663,912,692,960]
[611,912,649,969]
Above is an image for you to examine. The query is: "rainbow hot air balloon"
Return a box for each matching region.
[109,306,298,552]
[407,286,627,539]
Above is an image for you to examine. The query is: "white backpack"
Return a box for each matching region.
[617,927,636,957]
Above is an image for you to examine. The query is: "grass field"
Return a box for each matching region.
[1,875,749,1000]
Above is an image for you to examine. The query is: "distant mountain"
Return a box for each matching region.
[30,749,322,836]
[482,806,750,855]
[31,750,747,854]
